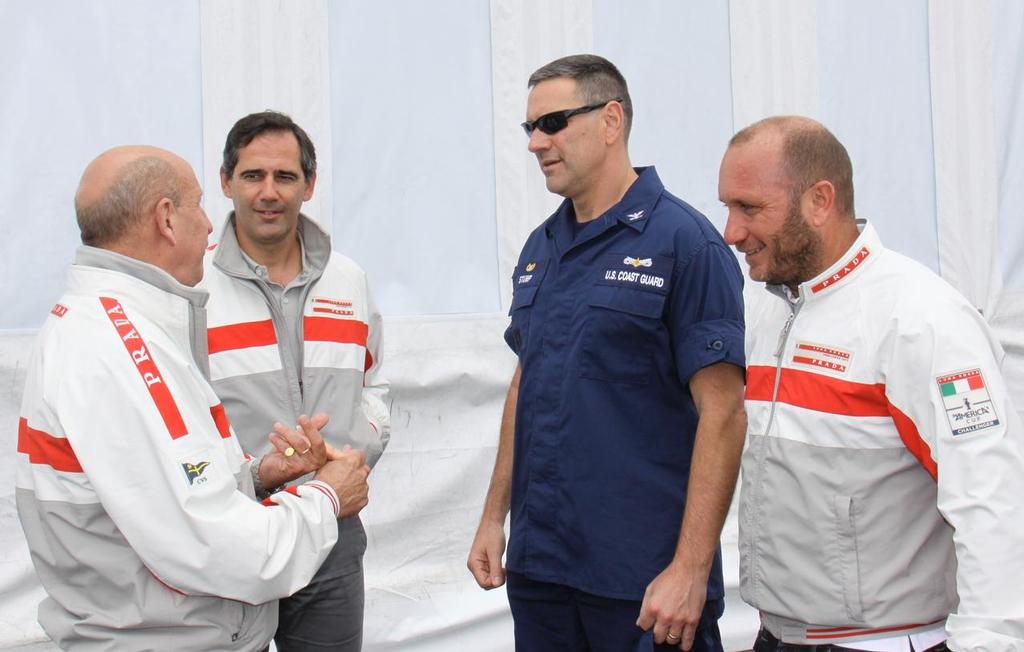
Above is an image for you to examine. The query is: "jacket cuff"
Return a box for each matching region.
[302,480,340,517]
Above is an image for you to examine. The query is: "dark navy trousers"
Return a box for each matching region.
[507,571,724,652]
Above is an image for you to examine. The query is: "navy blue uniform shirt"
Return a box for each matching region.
[504,166,745,601]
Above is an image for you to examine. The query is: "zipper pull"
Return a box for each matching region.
[775,313,795,358]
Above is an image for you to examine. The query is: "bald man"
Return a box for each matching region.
[718,117,1024,651]
[15,146,370,651]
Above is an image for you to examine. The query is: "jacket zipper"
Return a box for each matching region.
[245,279,305,415]
[752,301,798,601]
[221,259,323,416]
[764,308,797,436]
[295,280,320,401]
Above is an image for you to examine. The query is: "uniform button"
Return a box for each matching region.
[708,339,724,351]
[283,297,289,304]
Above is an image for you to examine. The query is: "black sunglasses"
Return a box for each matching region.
[521,99,622,136]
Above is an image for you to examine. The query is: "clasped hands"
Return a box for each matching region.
[257,413,371,518]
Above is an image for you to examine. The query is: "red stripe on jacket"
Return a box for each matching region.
[746,365,889,417]
[100,297,188,439]
[261,485,301,506]
[303,316,367,346]
[17,418,83,472]
[208,316,372,369]
[210,404,233,439]
[889,402,937,480]
[207,319,277,354]
[746,365,937,478]
[806,618,944,639]
[303,316,373,370]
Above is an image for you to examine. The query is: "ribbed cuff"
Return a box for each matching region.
[303,480,340,517]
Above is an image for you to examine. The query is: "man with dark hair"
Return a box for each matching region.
[468,54,747,651]
[222,111,318,182]
[16,145,370,651]
[719,115,1024,651]
[201,111,390,651]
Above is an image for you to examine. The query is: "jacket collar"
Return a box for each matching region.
[211,212,331,281]
[74,246,208,308]
[767,219,880,304]
[71,246,210,374]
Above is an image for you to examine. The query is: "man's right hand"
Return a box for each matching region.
[467,518,507,589]
[314,447,370,518]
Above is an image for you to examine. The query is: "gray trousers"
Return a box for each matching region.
[275,516,367,652]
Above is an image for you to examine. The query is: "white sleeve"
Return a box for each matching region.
[55,331,339,605]
[361,279,391,460]
[883,298,1024,651]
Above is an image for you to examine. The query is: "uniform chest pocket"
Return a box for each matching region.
[505,261,547,354]
[580,284,667,385]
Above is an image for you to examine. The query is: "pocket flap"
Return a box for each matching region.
[588,284,665,319]
[510,285,539,312]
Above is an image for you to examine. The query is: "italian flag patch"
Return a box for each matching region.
[935,368,999,436]
[939,373,984,396]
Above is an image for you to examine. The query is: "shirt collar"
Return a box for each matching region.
[213,212,331,281]
[544,166,664,253]
[238,226,313,288]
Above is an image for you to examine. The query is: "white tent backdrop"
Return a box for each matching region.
[0,1,1021,650]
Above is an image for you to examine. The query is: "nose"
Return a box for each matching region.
[202,208,213,235]
[256,176,279,202]
[527,128,550,154]
[722,210,747,247]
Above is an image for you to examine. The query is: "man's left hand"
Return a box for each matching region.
[636,560,708,650]
[258,412,334,489]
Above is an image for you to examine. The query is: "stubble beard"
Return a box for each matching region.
[763,202,823,289]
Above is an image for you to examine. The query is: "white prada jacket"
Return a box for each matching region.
[200,215,390,468]
[740,221,1024,651]
[16,248,340,651]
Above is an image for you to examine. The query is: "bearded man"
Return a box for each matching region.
[718,116,1024,652]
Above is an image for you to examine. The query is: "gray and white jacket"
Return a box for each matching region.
[16,248,340,651]
[201,214,390,470]
[740,221,1024,651]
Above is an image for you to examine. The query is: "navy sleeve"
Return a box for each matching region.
[668,237,746,383]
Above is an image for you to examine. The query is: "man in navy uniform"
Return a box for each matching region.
[468,54,747,651]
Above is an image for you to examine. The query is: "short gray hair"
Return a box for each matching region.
[528,54,633,140]
[730,116,855,216]
[76,156,182,246]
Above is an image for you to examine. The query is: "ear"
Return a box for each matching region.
[154,197,178,246]
[302,170,317,202]
[602,101,626,146]
[220,166,233,198]
[805,180,836,227]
